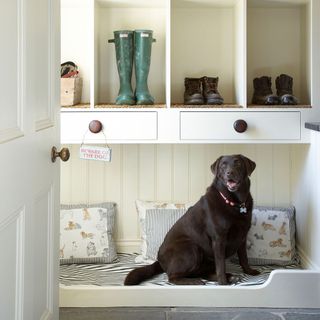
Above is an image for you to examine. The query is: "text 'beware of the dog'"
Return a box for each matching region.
[79,145,112,162]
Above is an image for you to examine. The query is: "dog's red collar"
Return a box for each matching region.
[219,191,247,214]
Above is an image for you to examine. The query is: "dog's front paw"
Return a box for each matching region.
[218,278,229,285]
[227,273,240,284]
[243,267,260,276]
[218,274,234,285]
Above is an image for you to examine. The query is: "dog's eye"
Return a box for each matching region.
[221,162,227,168]
[234,160,241,166]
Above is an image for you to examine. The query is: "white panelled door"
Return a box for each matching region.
[0,0,60,319]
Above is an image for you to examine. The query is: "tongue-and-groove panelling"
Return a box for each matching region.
[61,144,300,253]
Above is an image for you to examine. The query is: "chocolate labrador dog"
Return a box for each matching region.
[124,154,259,286]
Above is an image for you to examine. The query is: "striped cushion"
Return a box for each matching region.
[145,208,186,260]
[135,200,192,262]
[60,203,117,264]
[59,253,301,287]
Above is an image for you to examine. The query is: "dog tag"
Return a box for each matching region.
[240,206,247,214]
[141,33,149,37]
[79,145,112,162]
[120,34,128,38]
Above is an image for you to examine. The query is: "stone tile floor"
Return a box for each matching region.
[60,307,320,320]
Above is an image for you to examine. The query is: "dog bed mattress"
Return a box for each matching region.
[59,253,301,287]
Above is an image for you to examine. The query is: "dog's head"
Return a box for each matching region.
[211,154,256,192]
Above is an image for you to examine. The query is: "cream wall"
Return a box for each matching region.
[291,135,320,269]
[61,144,310,256]
[61,5,91,103]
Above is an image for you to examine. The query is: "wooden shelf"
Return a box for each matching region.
[61,103,312,110]
[95,103,167,109]
[248,104,312,109]
[61,103,90,108]
[61,104,167,109]
[171,104,243,108]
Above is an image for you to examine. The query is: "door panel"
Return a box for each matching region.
[28,0,55,131]
[0,208,24,320]
[0,0,60,319]
[0,0,23,143]
[33,1,50,128]
[34,187,54,320]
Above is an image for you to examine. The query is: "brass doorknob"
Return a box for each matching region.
[51,146,70,162]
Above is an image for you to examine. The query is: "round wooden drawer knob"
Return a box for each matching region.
[233,119,247,133]
[89,120,103,133]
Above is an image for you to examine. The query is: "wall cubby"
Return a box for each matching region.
[61,0,92,105]
[171,0,245,107]
[95,0,167,107]
[247,0,311,107]
[61,0,314,109]
[61,0,320,143]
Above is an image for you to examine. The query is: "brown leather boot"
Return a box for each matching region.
[276,74,298,105]
[184,78,204,105]
[252,76,280,105]
[201,76,224,105]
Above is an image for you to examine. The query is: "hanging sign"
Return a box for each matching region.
[79,123,112,162]
[79,145,112,162]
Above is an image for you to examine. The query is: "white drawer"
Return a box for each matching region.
[61,111,158,143]
[180,111,301,141]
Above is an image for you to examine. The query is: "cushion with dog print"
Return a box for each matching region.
[60,203,117,264]
[246,206,296,265]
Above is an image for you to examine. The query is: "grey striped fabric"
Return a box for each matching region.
[145,208,186,260]
[59,253,301,287]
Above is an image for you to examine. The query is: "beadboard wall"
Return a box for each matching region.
[61,144,311,255]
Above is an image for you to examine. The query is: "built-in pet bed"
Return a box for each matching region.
[59,202,320,308]
[60,252,301,287]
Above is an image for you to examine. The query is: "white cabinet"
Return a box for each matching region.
[60,0,320,143]
[61,111,158,143]
[180,111,301,141]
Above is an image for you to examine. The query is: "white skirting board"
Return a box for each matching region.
[59,270,320,308]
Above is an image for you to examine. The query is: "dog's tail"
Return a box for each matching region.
[124,261,163,285]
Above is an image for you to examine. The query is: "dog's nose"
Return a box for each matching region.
[226,168,234,176]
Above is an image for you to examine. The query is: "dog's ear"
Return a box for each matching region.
[211,156,223,175]
[240,155,256,176]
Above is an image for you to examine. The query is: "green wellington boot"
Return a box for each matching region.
[134,30,156,105]
[108,31,135,105]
